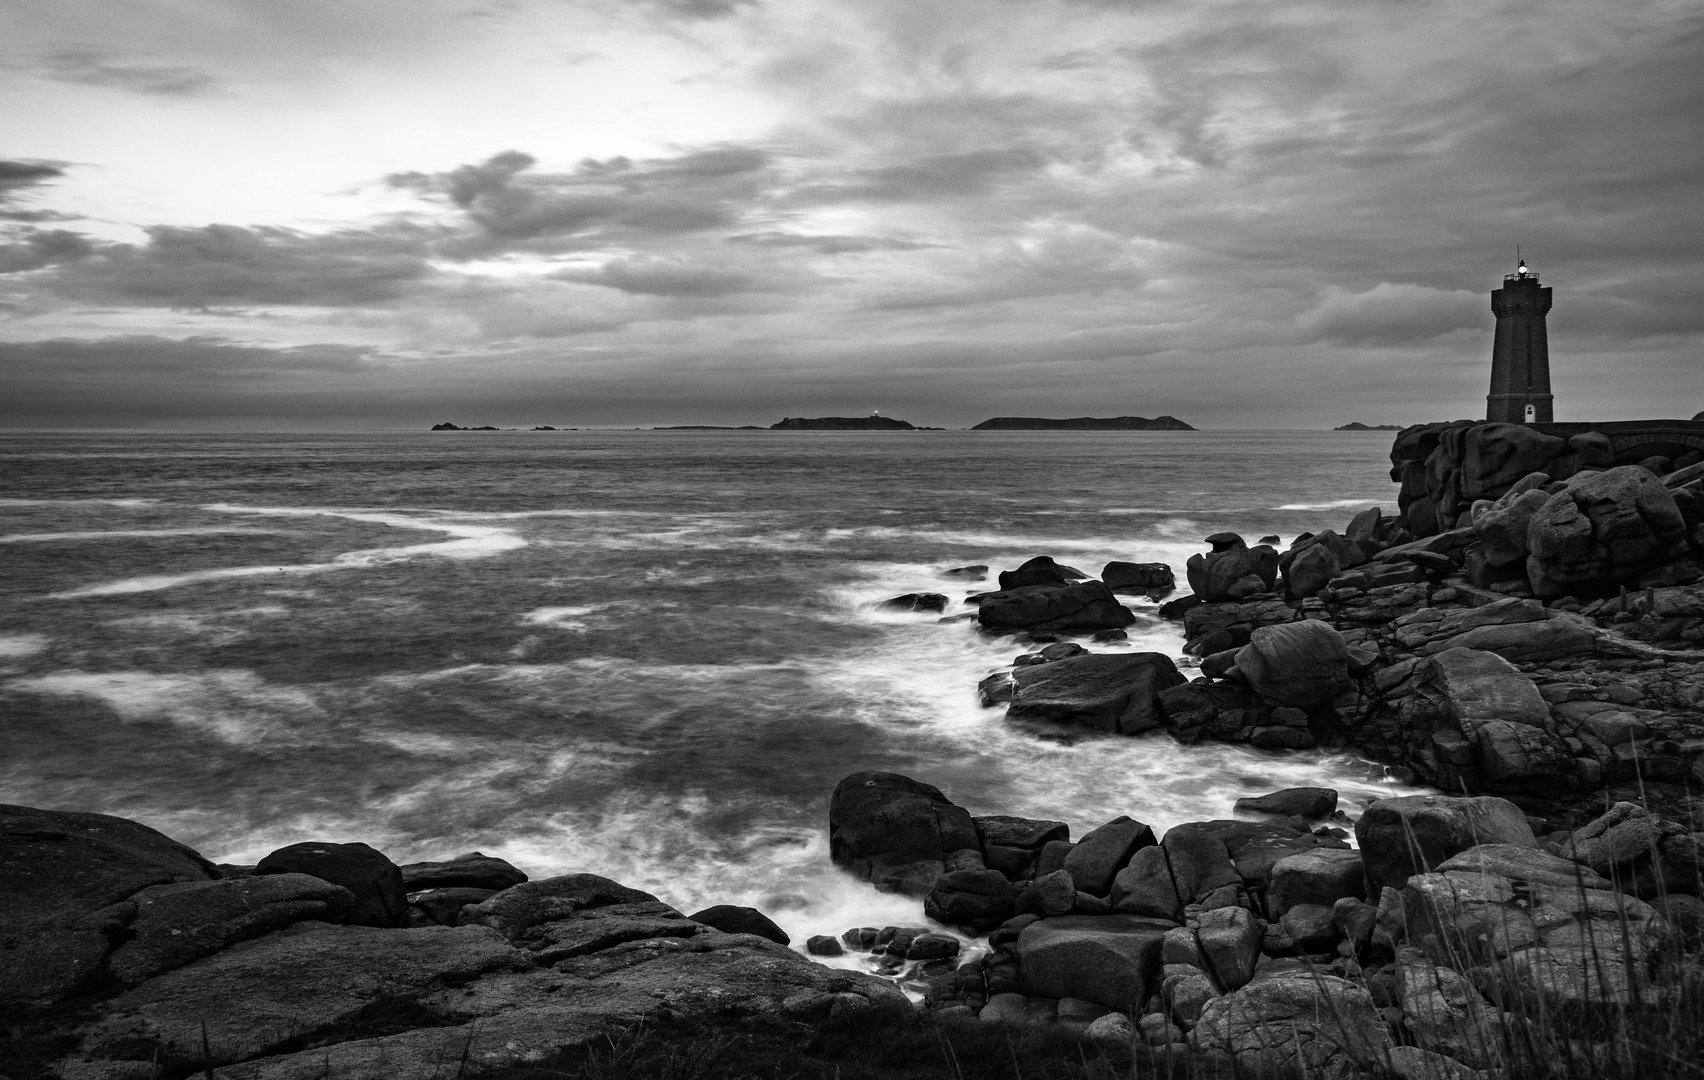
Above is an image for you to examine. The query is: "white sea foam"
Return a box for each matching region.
[7,669,322,748]
[0,527,280,544]
[1273,499,1387,511]
[813,559,1424,837]
[0,498,157,508]
[0,634,48,659]
[50,506,525,598]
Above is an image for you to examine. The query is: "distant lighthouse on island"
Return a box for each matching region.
[1486,257,1554,424]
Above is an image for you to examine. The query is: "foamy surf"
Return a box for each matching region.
[49,506,525,598]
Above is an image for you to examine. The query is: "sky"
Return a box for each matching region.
[0,0,1700,430]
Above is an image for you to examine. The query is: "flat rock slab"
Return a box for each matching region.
[398,853,527,892]
[107,873,355,983]
[1015,913,1173,1012]
[1007,652,1183,735]
[77,922,532,1068]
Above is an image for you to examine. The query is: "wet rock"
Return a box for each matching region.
[1101,561,1176,596]
[1155,679,1265,742]
[254,841,407,929]
[1284,543,1342,600]
[1561,802,1696,897]
[998,556,1086,590]
[1161,823,1242,904]
[1266,849,1365,918]
[1233,788,1337,820]
[974,815,1068,880]
[1111,845,1184,921]
[397,853,527,893]
[409,887,497,926]
[0,803,219,1007]
[1086,1012,1138,1047]
[1014,869,1076,918]
[1063,816,1157,897]
[1355,795,1536,895]
[1162,967,1220,1024]
[1410,648,1571,787]
[878,592,949,613]
[828,772,978,897]
[1402,860,1669,1011]
[1277,904,1339,951]
[461,873,665,938]
[806,934,844,956]
[1472,486,1551,566]
[1191,973,1394,1080]
[1195,906,1263,989]
[686,905,789,945]
[1192,539,1281,603]
[106,874,356,984]
[977,581,1136,633]
[923,869,1018,931]
[1014,914,1172,1012]
[1235,621,1350,708]
[940,565,989,580]
[1005,652,1184,735]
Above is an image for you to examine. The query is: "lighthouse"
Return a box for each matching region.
[1486,259,1553,424]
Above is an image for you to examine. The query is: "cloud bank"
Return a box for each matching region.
[0,0,1700,428]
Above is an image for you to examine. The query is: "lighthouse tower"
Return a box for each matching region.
[1486,259,1553,424]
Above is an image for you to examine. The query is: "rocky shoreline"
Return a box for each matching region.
[7,420,1704,1080]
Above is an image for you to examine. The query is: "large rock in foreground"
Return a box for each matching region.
[1403,849,1671,1010]
[829,773,978,897]
[0,804,219,1007]
[1014,914,1172,1011]
[1355,795,1536,895]
[977,581,1135,633]
[1192,974,1394,1080]
[1005,652,1185,735]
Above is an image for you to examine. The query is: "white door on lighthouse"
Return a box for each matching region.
[1524,403,1536,423]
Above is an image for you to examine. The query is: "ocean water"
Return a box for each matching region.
[0,429,1422,957]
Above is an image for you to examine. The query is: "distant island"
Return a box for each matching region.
[970,415,1194,431]
[430,422,500,430]
[1333,422,1404,431]
[771,416,930,430]
[656,425,765,430]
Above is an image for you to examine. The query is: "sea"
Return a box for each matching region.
[0,429,1424,965]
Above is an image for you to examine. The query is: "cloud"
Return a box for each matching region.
[40,50,219,97]
[0,159,73,221]
[1296,283,1485,347]
[725,231,936,254]
[23,223,437,308]
[389,147,777,254]
[0,229,95,274]
[553,256,756,297]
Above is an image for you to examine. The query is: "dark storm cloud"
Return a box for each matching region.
[389,147,776,254]
[0,159,67,192]
[0,229,95,274]
[23,223,437,308]
[0,159,74,221]
[40,49,219,97]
